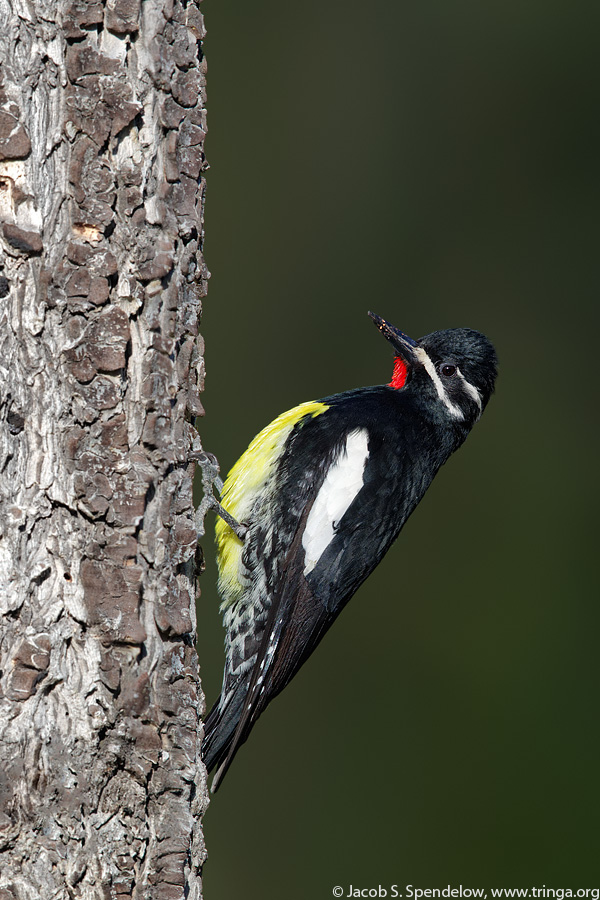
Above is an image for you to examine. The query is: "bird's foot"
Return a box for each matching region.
[191,449,248,541]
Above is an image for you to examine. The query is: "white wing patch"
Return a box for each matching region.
[302,428,369,576]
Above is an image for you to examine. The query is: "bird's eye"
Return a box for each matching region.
[439,364,457,377]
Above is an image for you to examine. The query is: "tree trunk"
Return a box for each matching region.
[0,1,208,896]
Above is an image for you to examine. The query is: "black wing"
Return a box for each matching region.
[205,391,446,789]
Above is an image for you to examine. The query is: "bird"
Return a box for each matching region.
[201,312,497,790]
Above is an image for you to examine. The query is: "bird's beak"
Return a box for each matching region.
[368,312,419,364]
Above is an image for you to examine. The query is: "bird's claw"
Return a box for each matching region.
[188,450,224,495]
[192,449,247,541]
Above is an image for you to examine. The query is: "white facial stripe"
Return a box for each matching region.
[414,347,464,420]
[457,367,483,415]
[302,428,369,575]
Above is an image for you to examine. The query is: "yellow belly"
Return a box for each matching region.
[216,400,329,608]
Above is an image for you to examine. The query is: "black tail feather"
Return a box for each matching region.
[201,682,250,788]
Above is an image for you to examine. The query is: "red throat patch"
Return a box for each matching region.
[389,357,408,390]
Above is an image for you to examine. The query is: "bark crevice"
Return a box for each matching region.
[0,0,209,896]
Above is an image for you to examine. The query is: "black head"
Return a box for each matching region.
[369,312,498,425]
[418,327,497,411]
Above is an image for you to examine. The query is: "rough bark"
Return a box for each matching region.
[0,1,208,897]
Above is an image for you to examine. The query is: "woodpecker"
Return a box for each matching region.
[201,312,497,790]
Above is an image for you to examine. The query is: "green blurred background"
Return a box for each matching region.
[195,1,599,896]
